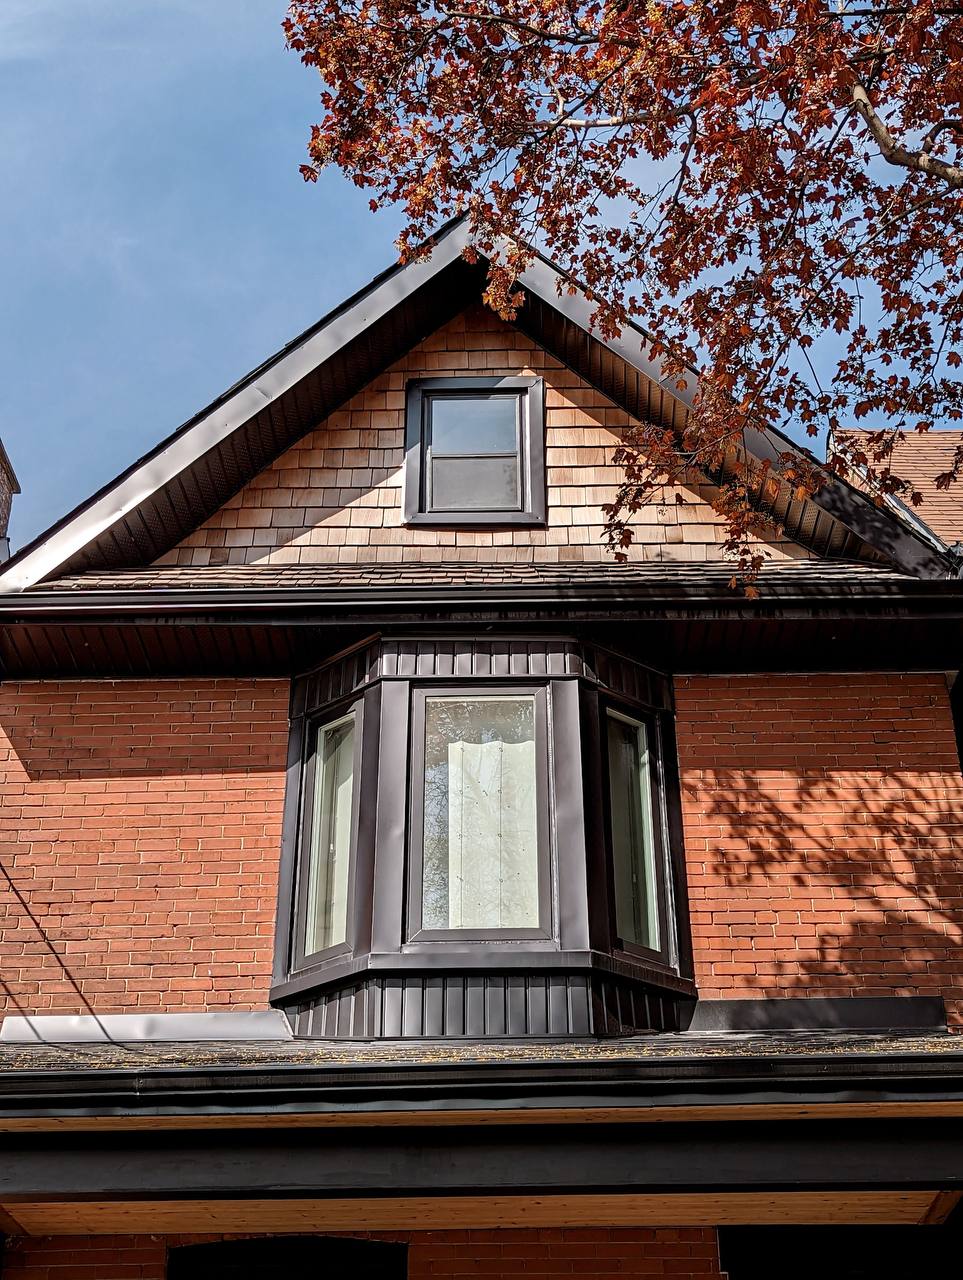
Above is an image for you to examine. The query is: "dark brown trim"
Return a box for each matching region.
[687,996,947,1034]
[5,1118,963,1200]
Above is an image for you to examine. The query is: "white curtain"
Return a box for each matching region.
[447,738,538,929]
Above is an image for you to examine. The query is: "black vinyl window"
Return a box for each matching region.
[272,639,694,1033]
[404,377,546,525]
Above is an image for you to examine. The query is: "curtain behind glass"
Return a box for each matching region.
[423,696,539,930]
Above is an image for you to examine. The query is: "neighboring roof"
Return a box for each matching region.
[839,429,963,545]
[0,220,955,590]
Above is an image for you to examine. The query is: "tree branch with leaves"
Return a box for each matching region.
[285,0,963,572]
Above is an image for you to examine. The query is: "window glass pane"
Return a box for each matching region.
[430,455,519,510]
[422,696,539,931]
[304,716,354,953]
[607,712,661,950]
[429,395,518,453]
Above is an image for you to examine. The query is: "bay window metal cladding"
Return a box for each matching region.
[273,636,694,1039]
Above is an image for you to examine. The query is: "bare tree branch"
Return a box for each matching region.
[852,82,963,187]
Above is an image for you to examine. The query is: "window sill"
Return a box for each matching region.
[402,511,547,528]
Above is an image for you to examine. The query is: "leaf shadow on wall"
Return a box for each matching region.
[682,757,963,1025]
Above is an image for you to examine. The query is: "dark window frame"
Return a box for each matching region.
[403,376,546,526]
[406,681,555,943]
[599,701,671,967]
[591,691,686,977]
[288,694,365,974]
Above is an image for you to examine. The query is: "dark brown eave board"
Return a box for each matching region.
[1,592,963,679]
[4,1114,963,1200]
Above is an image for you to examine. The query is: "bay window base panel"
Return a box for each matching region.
[280,968,694,1039]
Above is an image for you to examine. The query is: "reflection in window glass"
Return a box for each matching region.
[304,716,354,953]
[607,711,661,950]
[430,455,519,510]
[428,395,519,453]
[422,696,539,931]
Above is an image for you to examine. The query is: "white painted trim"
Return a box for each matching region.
[0,1011,294,1043]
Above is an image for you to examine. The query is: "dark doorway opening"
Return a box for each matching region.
[719,1216,962,1280]
[167,1236,407,1280]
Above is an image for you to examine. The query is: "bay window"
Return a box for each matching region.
[274,636,694,1039]
[606,710,663,954]
[301,713,355,956]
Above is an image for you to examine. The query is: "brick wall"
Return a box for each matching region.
[0,1237,167,1280]
[159,305,806,568]
[407,1228,725,1279]
[0,680,288,1017]
[0,1230,725,1280]
[677,672,963,1022]
[4,672,962,1021]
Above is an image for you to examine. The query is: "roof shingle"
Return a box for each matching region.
[30,559,913,595]
[840,429,963,544]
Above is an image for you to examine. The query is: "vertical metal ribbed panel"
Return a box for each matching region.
[283,970,681,1039]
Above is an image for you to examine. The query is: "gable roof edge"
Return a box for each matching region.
[3,220,955,589]
[0,220,473,593]
[515,251,954,579]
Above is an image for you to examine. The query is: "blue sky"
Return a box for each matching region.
[0,0,402,551]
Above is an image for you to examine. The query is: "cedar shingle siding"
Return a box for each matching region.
[159,307,810,568]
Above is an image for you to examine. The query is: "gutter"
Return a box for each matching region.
[5,577,963,622]
[2,1040,963,1123]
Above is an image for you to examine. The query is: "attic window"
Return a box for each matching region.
[403,377,546,525]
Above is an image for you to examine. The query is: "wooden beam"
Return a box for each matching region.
[0,1203,27,1235]
[3,1192,937,1236]
[919,1190,963,1224]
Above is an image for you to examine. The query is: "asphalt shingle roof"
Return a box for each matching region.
[30,559,911,595]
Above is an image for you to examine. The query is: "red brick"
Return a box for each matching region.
[676,672,963,1025]
[0,679,288,1017]
[2,1231,724,1280]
